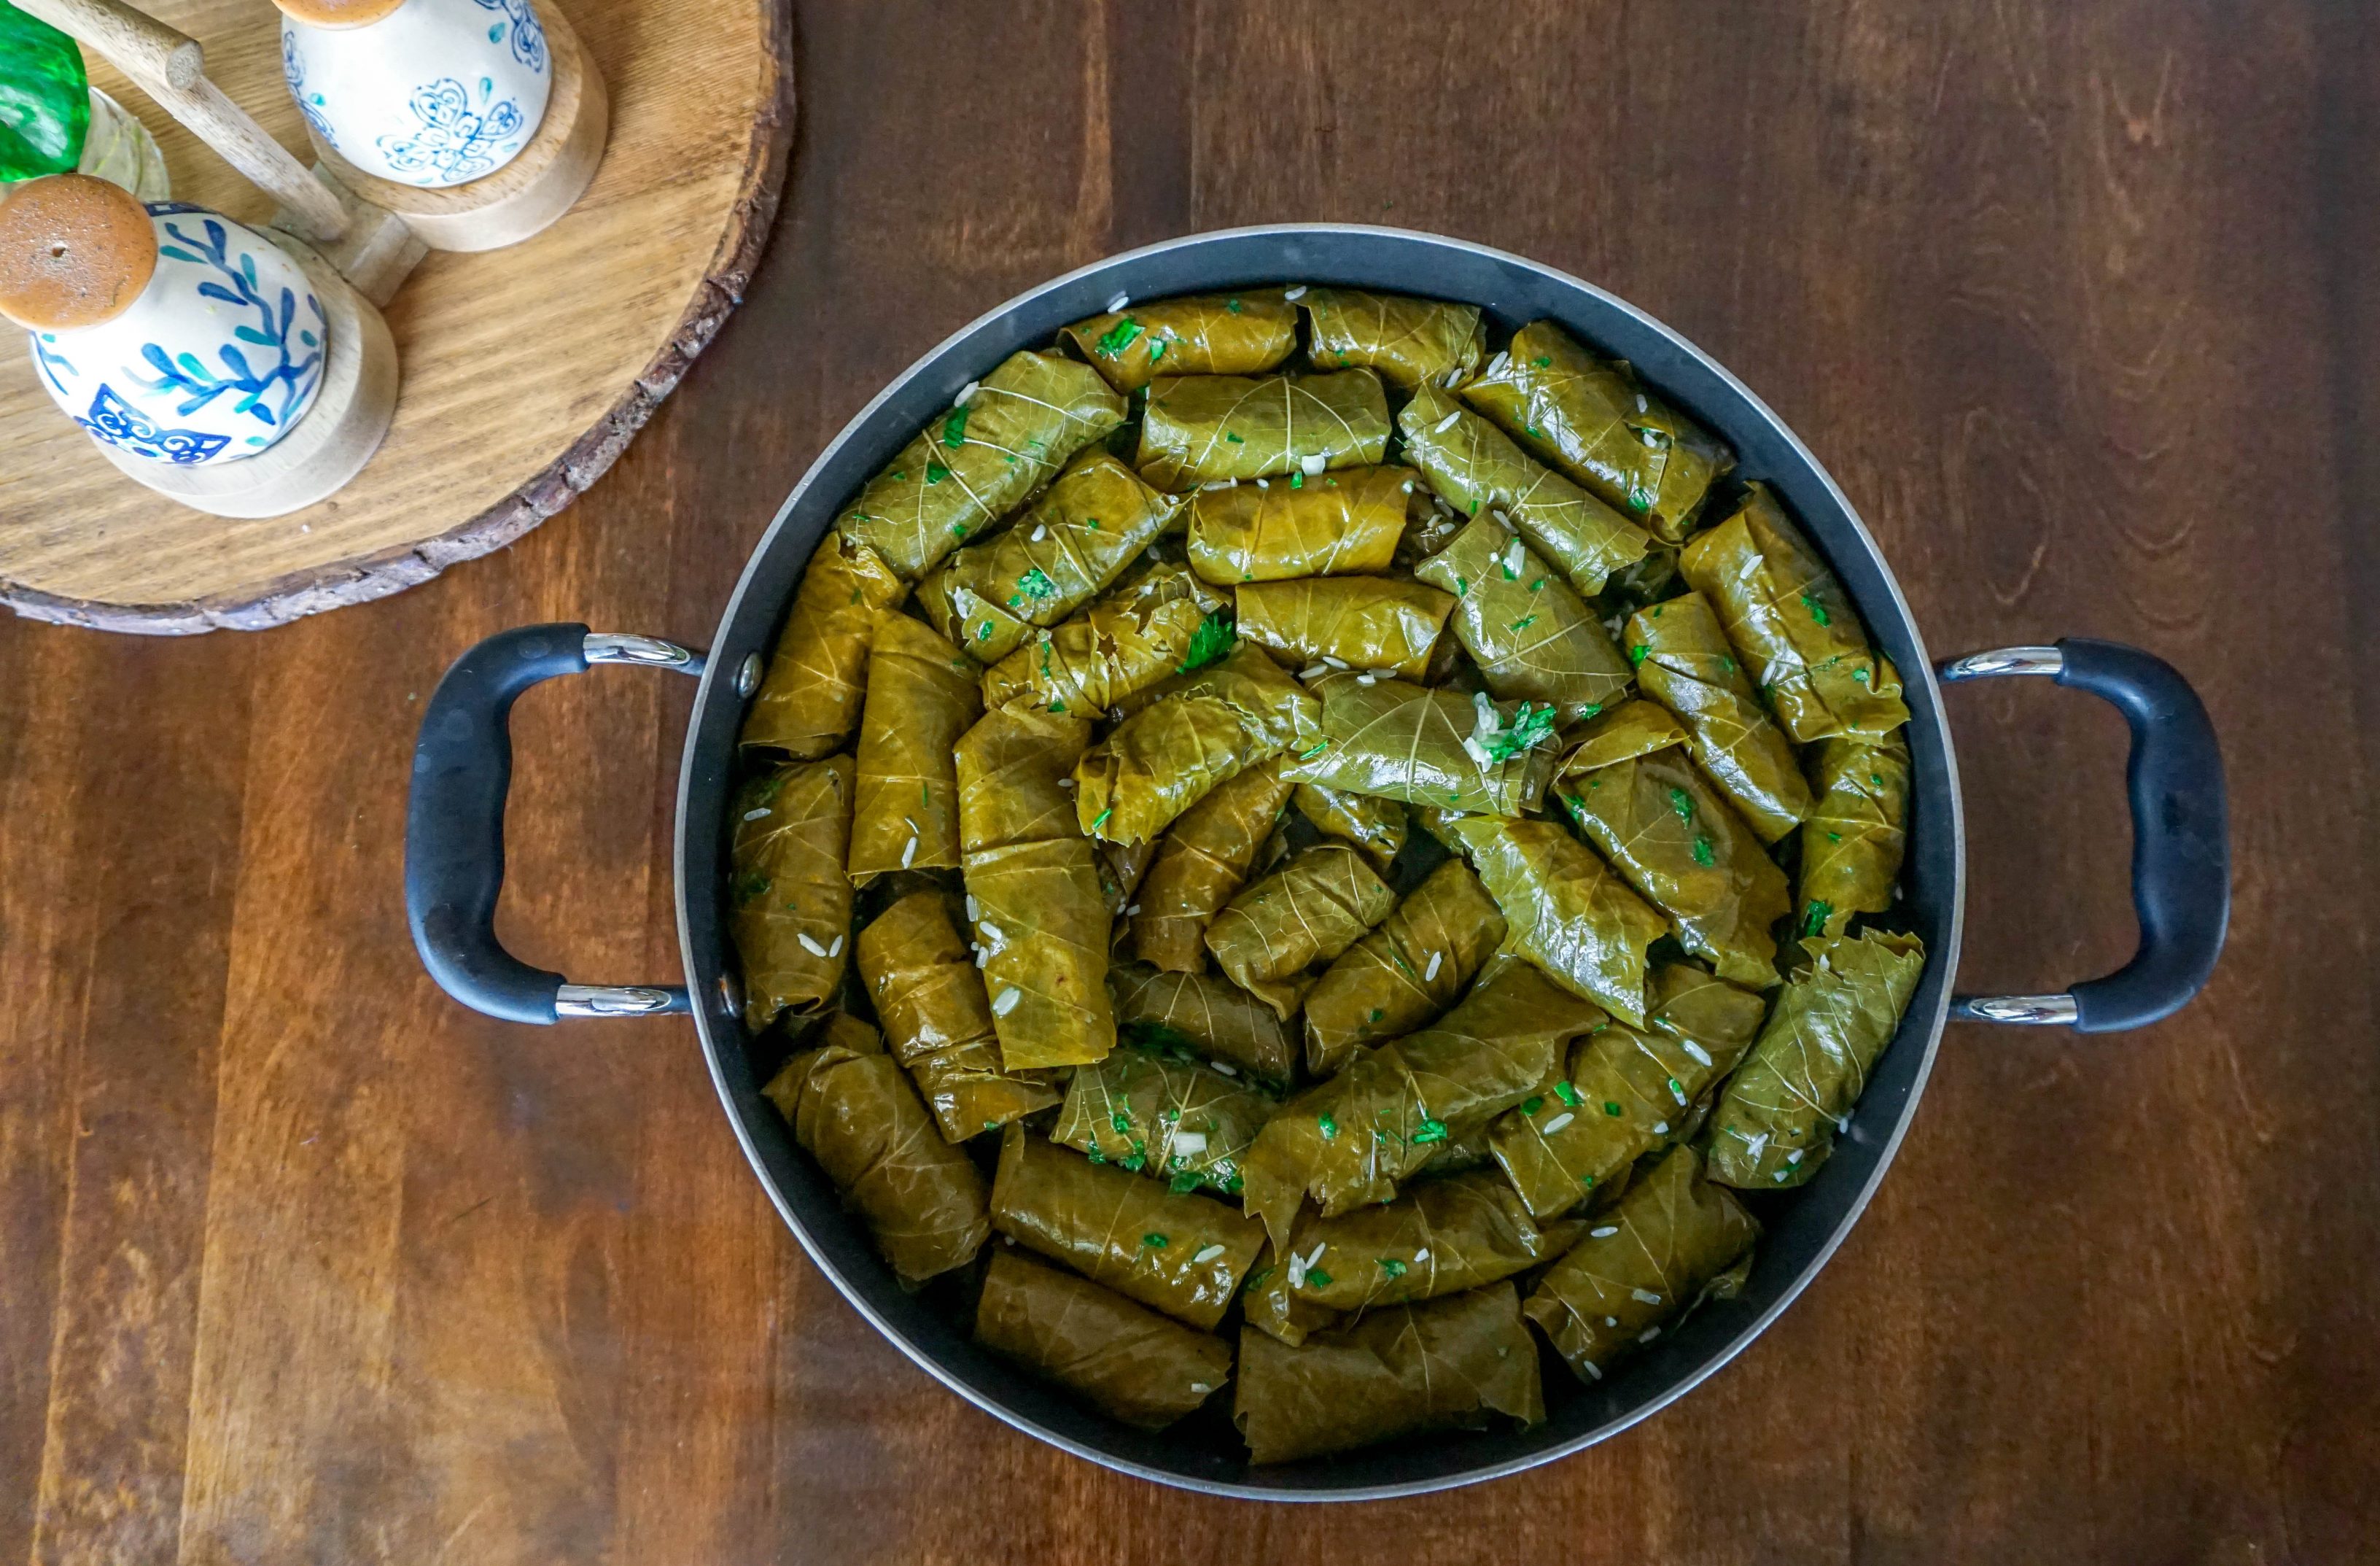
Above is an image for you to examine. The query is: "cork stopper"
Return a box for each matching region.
[0,175,158,333]
[271,0,411,27]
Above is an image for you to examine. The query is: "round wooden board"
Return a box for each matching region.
[0,0,793,634]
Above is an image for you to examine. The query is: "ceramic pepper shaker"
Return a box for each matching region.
[276,0,552,190]
[0,174,327,465]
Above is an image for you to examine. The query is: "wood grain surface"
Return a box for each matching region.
[3,1,2375,1561]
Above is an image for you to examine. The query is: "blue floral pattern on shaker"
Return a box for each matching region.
[472,0,547,73]
[376,77,525,184]
[131,214,326,433]
[77,385,233,463]
[281,29,340,150]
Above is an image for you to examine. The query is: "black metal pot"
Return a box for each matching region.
[404,226,2229,1500]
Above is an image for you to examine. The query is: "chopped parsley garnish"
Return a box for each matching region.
[1091,807,1113,832]
[1508,613,1538,632]
[1169,1170,1202,1193]
[1016,567,1057,600]
[925,462,949,485]
[1629,643,1650,666]
[1377,1258,1409,1279]
[1306,1268,1333,1288]
[1553,1080,1582,1107]
[1533,354,1551,367]
[1692,835,1715,867]
[1140,1232,1167,1248]
[941,406,970,449]
[1225,298,1242,313]
[732,871,770,905]
[1148,338,1167,364]
[1175,611,1237,673]
[1289,473,1304,488]
[1094,318,1145,357]
[1317,1114,1338,1141]
[1411,1119,1450,1144]
[1224,431,1244,444]
[1668,787,1695,824]
[1799,592,1832,627]
[1803,900,1832,937]
[1477,699,1557,763]
[1111,1111,1132,1133]
[1521,1095,1544,1116]
[1604,1101,1625,1117]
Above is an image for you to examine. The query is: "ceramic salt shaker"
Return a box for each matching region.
[0,174,327,465]
[277,0,552,189]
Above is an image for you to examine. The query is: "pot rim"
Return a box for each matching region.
[674,222,1967,1500]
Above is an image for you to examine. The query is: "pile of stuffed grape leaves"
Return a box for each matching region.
[732,284,1928,1465]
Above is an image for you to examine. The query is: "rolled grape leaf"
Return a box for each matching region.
[917,451,1185,662]
[837,351,1127,581]
[1624,591,1812,842]
[741,535,908,758]
[1415,509,1633,722]
[1234,576,1455,681]
[1127,759,1293,971]
[1239,958,1603,1244]
[1283,673,1555,818]
[1428,810,1668,1024]
[1108,961,1296,1087]
[990,1125,1265,1330]
[1098,837,1157,922]
[1798,730,1911,939]
[1234,1282,1544,1464]
[1706,929,1926,1188]
[1302,857,1506,1076]
[729,756,855,1031]
[1458,321,1734,543]
[1398,383,1652,596]
[1136,370,1391,488]
[1490,962,1768,1217]
[762,1016,989,1284]
[1415,1117,1498,1177]
[1054,1046,1277,1197]
[1186,465,1417,584]
[1299,287,1487,392]
[1291,781,1407,870]
[955,708,1114,1070]
[975,1249,1234,1430]
[1552,700,1792,989]
[855,889,1062,1141]
[1274,1168,1583,1313]
[1074,643,1321,847]
[848,613,981,882]
[1522,1145,1758,1384]
[979,561,1224,718]
[1240,1243,1343,1347]
[1676,484,1910,743]
[1203,844,1397,1020]
[1062,290,1298,393]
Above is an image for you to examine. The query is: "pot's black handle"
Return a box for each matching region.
[406,624,707,1024]
[1937,638,2228,1031]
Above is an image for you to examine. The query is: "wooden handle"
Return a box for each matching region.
[13,0,202,90]
[15,0,351,242]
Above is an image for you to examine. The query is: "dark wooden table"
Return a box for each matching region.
[6,3,2376,1561]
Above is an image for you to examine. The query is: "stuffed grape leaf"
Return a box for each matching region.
[1414,508,1633,721]
[1234,576,1455,682]
[848,612,981,882]
[762,1015,989,1284]
[741,535,907,759]
[976,1249,1234,1430]
[954,708,1114,1070]
[1298,287,1487,392]
[1676,484,1910,743]
[1108,961,1297,1088]
[1074,642,1321,847]
[1624,591,1812,842]
[1706,929,1927,1188]
[1283,672,1556,818]
[1136,370,1391,488]
[1186,465,1417,584]
[991,1125,1266,1330]
[978,561,1224,719]
[1203,844,1397,1020]
[1798,730,1911,939]
[1271,1168,1584,1313]
[1397,382,1652,597]
[1062,290,1298,393]
[729,756,855,1031]
[1053,1045,1277,1196]
[1291,781,1407,870]
[854,889,1062,1141]
[1127,758,1293,972]
[1458,321,1734,543]
[1302,857,1506,1077]
[1522,1145,1758,1383]
[1426,810,1668,1026]
[838,351,1127,580]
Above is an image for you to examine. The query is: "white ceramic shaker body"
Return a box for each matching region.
[280,0,552,189]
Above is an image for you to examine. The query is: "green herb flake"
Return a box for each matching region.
[1169,1170,1202,1194]
[1085,1144,1105,1164]
[1553,1080,1582,1107]
[925,462,949,485]
[1666,787,1695,824]
[1226,298,1243,314]
[1148,337,1168,364]
[1091,807,1113,832]
[1533,354,1551,368]
[1803,899,1833,937]
[1827,829,1843,842]
[1508,613,1538,632]
[1317,1114,1339,1141]
[1289,473,1304,489]
[1368,1007,1385,1023]
[1603,1101,1625,1117]
[1377,1257,1409,1279]
[1176,611,1237,674]
[1095,318,1146,357]
[1411,1118,1450,1145]
[1121,1152,1147,1173]
[1692,836,1716,867]
[1224,431,1244,444]
[941,406,971,449]
[1141,1232,1168,1249]
[1306,1268,1334,1288]
[732,871,771,906]
[1017,567,1058,600]
[1629,643,1650,667]
[1521,1095,1545,1116]
[1483,701,1558,763]
[1799,592,1832,627]
[1111,1111,1132,1133]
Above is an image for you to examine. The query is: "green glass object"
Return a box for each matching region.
[1,2,91,182]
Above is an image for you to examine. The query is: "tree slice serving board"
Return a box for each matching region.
[0,0,793,634]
